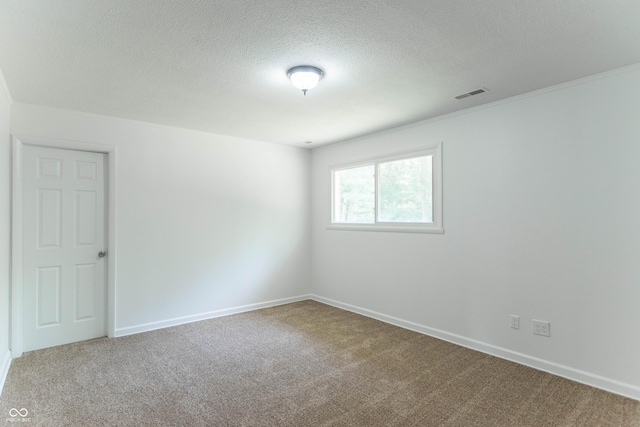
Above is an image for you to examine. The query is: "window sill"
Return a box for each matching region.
[327,224,444,234]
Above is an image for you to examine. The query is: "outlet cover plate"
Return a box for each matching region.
[533,319,550,337]
[510,315,520,329]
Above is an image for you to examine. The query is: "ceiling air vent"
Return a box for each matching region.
[455,88,487,100]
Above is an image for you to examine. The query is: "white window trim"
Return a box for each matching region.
[328,142,443,234]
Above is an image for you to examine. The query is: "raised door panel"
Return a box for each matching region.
[37,189,62,249]
[37,157,62,179]
[36,266,62,328]
[75,190,97,247]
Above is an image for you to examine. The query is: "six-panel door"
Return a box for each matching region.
[22,145,107,352]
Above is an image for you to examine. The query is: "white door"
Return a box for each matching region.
[22,145,107,352]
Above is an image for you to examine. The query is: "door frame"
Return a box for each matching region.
[11,135,117,357]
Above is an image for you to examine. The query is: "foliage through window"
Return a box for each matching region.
[330,144,442,233]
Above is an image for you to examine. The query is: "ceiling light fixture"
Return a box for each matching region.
[287,66,324,96]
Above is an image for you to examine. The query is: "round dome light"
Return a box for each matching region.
[287,66,324,95]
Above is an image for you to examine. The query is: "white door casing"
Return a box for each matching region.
[22,146,106,352]
[10,135,118,358]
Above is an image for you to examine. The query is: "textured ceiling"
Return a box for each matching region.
[1,1,640,147]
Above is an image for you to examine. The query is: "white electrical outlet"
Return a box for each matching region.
[533,319,550,337]
[510,315,520,329]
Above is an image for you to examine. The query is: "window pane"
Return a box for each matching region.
[378,155,432,223]
[333,165,375,223]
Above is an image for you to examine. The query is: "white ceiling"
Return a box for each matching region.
[1,1,640,148]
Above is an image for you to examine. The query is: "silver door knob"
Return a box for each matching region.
[98,251,107,258]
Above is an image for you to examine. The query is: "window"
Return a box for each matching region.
[329,143,442,233]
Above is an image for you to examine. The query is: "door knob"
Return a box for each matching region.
[98,251,107,258]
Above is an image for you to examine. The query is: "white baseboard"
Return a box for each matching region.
[0,349,11,398]
[115,294,312,337]
[310,294,640,402]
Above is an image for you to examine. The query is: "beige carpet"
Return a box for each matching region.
[1,300,638,426]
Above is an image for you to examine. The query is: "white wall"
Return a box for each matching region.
[311,65,640,399]
[0,68,11,390]
[11,104,311,334]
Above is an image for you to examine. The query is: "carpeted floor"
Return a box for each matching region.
[1,300,639,426]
